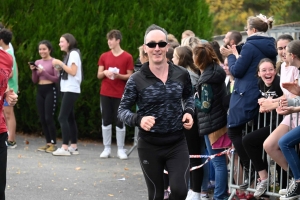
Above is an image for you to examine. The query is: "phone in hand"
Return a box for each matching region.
[29,61,36,66]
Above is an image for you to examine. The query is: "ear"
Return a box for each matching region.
[229,40,235,46]
[143,44,147,53]
[165,43,170,53]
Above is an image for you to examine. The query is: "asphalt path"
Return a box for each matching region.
[5,134,147,200]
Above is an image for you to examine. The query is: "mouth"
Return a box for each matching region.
[264,75,273,81]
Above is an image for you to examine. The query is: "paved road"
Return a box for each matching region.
[5,134,147,200]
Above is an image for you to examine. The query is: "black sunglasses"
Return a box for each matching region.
[145,42,168,48]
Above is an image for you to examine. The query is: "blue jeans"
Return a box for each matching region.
[204,135,228,200]
[200,137,209,192]
[278,126,300,181]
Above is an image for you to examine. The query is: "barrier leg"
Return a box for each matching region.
[126,126,138,157]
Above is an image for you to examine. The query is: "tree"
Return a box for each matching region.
[0,0,213,139]
[206,0,298,35]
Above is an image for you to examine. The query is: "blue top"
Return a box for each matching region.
[227,35,277,127]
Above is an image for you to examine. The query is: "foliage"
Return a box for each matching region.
[206,0,299,35]
[0,0,213,140]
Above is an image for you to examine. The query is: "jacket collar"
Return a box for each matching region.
[140,61,174,78]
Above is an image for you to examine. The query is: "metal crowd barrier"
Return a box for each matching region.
[228,111,297,200]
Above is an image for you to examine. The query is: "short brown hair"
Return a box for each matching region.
[106,29,122,41]
[193,43,220,71]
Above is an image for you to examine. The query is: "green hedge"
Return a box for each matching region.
[0,0,213,140]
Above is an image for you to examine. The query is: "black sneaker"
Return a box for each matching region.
[7,140,17,149]
[239,169,255,189]
[280,181,300,200]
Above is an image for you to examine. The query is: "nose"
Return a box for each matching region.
[154,44,160,50]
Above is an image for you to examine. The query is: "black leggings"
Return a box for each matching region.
[228,124,250,169]
[100,95,123,128]
[58,92,79,145]
[184,121,203,193]
[0,133,7,200]
[243,126,270,172]
[243,125,287,188]
[36,84,57,144]
[138,137,189,200]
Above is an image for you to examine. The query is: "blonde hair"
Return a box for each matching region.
[167,34,179,44]
[181,36,202,49]
[138,46,148,58]
[182,30,195,38]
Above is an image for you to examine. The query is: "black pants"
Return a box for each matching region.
[138,137,189,200]
[100,95,123,128]
[184,121,203,193]
[36,84,57,144]
[0,133,7,200]
[228,124,250,169]
[242,126,270,172]
[58,92,79,145]
[243,125,287,188]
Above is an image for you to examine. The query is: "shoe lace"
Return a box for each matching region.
[256,179,267,190]
[287,181,298,195]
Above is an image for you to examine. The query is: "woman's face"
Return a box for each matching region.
[59,37,69,52]
[223,58,231,75]
[258,62,276,87]
[246,22,255,36]
[139,51,148,64]
[38,44,51,59]
[277,39,290,62]
[285,47,295,66]
[172,50,179,65]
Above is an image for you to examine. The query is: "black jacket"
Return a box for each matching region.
[196,63,227,136]
[118,62,195,145]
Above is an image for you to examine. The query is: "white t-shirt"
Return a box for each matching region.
[60,51,82,93]
[0,43,14,54]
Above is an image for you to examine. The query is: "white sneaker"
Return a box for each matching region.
[117,149,128,160]
[68,146,79,155]
[100,148,111,158]
[280,178,295,196]
[52,148,71,156]
[189,191,200,200]
[279,189,288,196]
[186,190,193,200]
[200,194,210,200]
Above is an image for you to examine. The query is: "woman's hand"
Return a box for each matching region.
[259,98,275,112]
[5,89,18,106]
[282,82,300,96]
[220,45,233,57]
[52,59,63,68]
[28,62,37,71]
[276,106,294,115]
[182,113,193,130]
[231,45,240,59]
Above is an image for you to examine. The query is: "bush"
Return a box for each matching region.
[0,0,213,140]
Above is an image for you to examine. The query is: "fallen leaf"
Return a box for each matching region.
[75,167,81,170]
[124,168,129,170]
[108,194,114,196]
